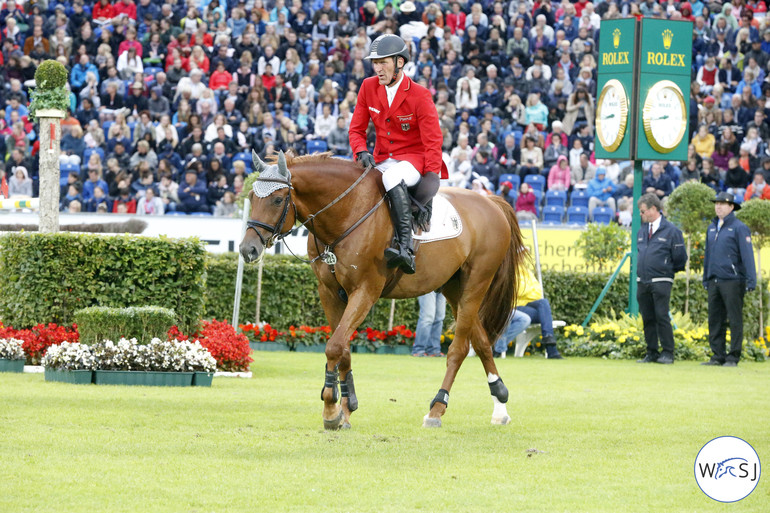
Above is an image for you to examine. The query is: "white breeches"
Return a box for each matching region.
[378,158,421,191]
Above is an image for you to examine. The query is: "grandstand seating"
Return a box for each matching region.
[570,190,590,208]
[306,140,328,154]
[542,205,564,225]
[544,189,567,208]
[591,207,614,225]
[566,206,588,225]
[524,174,545,193]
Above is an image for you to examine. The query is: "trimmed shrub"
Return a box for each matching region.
[75,306,177,345]
[34,60,69,90]
[0,233,206,332]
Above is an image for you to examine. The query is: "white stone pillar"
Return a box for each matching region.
[36,109,65,233]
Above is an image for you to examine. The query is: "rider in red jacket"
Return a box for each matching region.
[349,34,447,274]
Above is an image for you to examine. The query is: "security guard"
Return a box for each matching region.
[349,34,448,274]
[636,194,687,364]
[702,192,756,367]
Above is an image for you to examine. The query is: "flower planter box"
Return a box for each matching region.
[192,371,214,387]
[295,343,326,353]
[353,346,374,354]
[44,368,93,384]
[250,342,290,352]
[375,345,395,354]
[93,370,193,387]
[0,358,24,372]
[393,345,411,355]
[0,359,26,373]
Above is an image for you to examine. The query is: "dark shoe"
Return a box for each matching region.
[637,355,658,363]
[493,351,502,358]
[384,181,416,274]
[656,355,674,364]
[722,361,738,367]
[543,335,563,359]
[701,360,723,366]
[411,352,426,357]
[428,352,445,358]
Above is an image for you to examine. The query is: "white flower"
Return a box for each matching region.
[0,338,25,360]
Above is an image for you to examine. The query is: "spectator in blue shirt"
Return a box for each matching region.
[643,162,674,200]
[587,168,616,218]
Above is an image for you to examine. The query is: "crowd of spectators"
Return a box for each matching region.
[1,0,770,219]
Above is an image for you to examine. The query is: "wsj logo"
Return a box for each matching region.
[698,458,758,481]
[694,437,761,502]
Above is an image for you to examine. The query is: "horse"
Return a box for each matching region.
[240,150,525,429]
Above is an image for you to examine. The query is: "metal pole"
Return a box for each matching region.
[583,252,631,327]
[38,112,64,233]
[232,197,250,328]
[256,257,264,324]
[388,299,396,331]
[531,219,543,287]
[628,160,643,315]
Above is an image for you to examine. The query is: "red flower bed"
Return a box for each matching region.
[169,320,252,372]
[0,323,79,365]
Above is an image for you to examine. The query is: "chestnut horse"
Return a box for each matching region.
[240,151,525,429]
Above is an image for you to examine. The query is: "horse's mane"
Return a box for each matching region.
[267,151,362,177]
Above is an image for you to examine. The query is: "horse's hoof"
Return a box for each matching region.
[491,415,511,425]
[422,414,442,428]
[341,421,351,430]
[323,410,344,430]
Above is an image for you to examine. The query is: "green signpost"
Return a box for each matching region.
[594,17,692,315]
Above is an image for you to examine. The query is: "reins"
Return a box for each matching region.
[249,164,384,269]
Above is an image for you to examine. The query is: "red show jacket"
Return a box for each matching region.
[349,75,448,178]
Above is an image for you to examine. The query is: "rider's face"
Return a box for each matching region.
[372,57,399,85]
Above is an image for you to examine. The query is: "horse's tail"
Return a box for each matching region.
[479,195,525,344]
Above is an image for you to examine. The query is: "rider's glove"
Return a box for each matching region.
[356,151,376,169]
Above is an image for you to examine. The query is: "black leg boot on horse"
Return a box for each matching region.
[384,180,416,274]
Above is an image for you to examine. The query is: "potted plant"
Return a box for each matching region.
[28,59,70,121]
[383,325,415,355]
[240,322,291,352]
[42,342,95,384]
[0,338,26,373]
[294,325,329,353]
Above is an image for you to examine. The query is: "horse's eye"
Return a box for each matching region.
[273,196,283,206]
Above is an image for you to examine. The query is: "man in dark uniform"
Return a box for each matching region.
[702,192,756,367]
[635,194,688,364]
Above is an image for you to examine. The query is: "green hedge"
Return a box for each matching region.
[207,255,768,342]
[204,254,420,328]
[75,306,177,345]
[0,233,206,332]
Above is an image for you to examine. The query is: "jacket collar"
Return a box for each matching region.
[380,74,412,117]
[712,211,735,226]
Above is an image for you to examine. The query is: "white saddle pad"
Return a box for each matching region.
[413,193,462,242]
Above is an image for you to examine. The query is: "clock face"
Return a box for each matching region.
[642,80,687,153]
[596,79,629,152]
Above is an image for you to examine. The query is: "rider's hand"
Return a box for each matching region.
[356,151,376,169]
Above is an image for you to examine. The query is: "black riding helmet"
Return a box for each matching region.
[364,34,410,86]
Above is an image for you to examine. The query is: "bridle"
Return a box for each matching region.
[245,176,296,249]
[246,164,384,267]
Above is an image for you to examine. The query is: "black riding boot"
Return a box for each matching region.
[384,181,416,274]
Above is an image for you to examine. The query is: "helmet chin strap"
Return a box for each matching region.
[388,56,402,86]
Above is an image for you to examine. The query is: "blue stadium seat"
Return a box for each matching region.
[306,140,328,153]
[542,205,564,225]
[544,189,567,208]
[532,189,542,216]
[566,206,588,225]
[166,211,187,215]
[144,66,163,77]
[570,189,589,208]
[83,147,105,164]
[60,163,80,179]
[524,174,545,193]
[513,130,523,146]
[102,120,114,140]
[592,207,614,224]
[498,173,520,191]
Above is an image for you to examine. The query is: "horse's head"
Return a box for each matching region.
[239,150,297,263]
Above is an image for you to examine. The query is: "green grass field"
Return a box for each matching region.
[1,353,768,513]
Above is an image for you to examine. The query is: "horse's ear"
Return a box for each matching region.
[277,150,288,178]
[252,149,267,174]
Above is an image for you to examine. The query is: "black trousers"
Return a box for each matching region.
[707,279,745,363]
[637,281,674,357]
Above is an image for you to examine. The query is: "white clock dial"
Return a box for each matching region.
[596,79,628,152]
[642,80,687,153]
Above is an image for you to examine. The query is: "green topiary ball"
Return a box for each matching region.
[34,60,69,90]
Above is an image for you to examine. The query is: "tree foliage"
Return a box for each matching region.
[575,222,630,271]
[736,198,770,249]
[666,182,715,235]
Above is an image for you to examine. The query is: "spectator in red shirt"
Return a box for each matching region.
[118,28,142,57]
[209,61,232,91]
[446,1,466,34]
[114,0,137,21]
[93,0,116,23]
